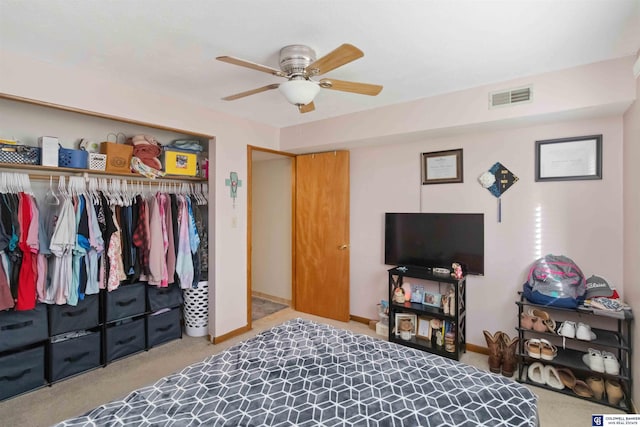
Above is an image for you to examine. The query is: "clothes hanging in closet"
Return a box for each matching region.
[0,191,41,311]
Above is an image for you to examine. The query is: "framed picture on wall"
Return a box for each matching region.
[535,135,602,181]
[421,149,463,185]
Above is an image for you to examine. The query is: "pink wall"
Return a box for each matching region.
[280,57,636,152]
[622,61,639,410]
[350,117,624,349]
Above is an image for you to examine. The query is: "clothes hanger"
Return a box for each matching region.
[46,176,60,205]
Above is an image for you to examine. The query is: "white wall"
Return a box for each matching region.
[350,116,624,348]
[251,157,292,300]
[622,58,639,410]
[0,49,280,338]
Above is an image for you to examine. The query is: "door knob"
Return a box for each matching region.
[339,244,349,250]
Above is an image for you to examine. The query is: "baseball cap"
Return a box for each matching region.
[585,275,619,299]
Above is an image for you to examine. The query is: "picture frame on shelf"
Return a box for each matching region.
[422,291,442,308]
[410,286,424,303]
[394,313,417,336]
[535,134,602,181]
[416,316,432,340]
[421,148,463,185]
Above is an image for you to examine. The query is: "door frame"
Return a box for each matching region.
[247,145,297,329]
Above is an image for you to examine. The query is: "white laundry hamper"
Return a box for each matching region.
[183,281,209,337]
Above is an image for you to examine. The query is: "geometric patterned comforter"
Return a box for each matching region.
[56,318,538,426]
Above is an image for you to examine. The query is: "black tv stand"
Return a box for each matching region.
[388,266,466,360]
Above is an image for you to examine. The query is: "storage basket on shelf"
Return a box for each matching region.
[163,147,198,176]
[58,147,88,169]
[0,144,41,165]
[88,153,107,171]
[183,281,208,337]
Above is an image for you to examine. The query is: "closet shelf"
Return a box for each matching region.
[0,162,207,182]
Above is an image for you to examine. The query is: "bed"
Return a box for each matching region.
[56,318,538,426]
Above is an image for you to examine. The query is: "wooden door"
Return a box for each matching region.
[295,151,350,321]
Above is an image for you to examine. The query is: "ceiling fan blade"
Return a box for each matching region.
[298,102,315,114]
[221,84,280,101]
[306,43,363,76]
[319,78,383,96]
[216,56,284,77]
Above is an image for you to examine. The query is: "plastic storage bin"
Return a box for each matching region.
[58,147,88,169]
[0,144,41,165]
[163,148,198,176]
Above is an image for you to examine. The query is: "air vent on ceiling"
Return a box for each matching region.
[489,86,532,108]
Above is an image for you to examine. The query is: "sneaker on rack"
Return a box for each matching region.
[602,351,620,375]
[576,322,597,341]
[557,321,576,338]
[582,348,605,373]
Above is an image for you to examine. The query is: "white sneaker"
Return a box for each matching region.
[558,321,576,338]
[582,348,605,373]
[602,351,620,375]
[576,322,597,341]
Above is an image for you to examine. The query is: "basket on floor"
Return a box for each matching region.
[183,281,208,337]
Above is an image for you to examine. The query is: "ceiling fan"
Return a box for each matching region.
[216,44,383,113]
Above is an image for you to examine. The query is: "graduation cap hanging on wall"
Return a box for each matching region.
[478,162,518,223]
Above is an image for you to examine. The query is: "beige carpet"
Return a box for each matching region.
[0,308,624,426]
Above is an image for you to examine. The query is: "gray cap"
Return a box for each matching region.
[585,275,614,299]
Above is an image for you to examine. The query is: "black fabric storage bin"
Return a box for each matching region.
[48,295,99,336]
[0,345,45,401]
[147,284,183,312]
[104,283,146,322]
[0,305,48,352]
[105,318,145,362]
[147,308,182,349]
[48,331,101,382]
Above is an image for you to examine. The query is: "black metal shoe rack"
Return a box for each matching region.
[515,293,633,413]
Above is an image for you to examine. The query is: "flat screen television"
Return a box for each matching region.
[384,213,484,275]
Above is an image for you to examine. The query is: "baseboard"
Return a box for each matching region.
[350,315,373,325]
[213,324,252,344]
[252,291,291,306]
[466,343,490,355]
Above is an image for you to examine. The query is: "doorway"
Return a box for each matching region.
[247,146,295,327]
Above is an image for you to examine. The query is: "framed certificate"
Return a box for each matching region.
[421,149,463,184]
[535,135,602,181]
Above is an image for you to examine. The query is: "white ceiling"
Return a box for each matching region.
[1,0,639,129]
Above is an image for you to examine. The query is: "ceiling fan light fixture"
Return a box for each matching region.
[278,79,320,106]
